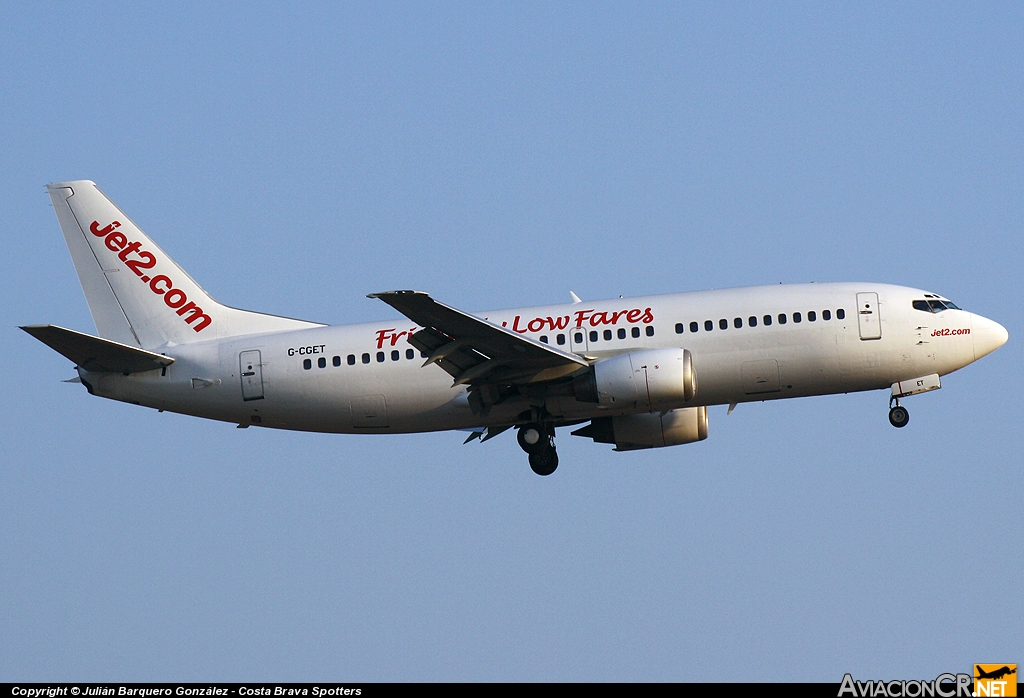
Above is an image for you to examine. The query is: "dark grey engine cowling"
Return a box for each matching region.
[572,406,709,451]
[573,348,696,410]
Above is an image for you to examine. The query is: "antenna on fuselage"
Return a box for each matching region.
[569,291,582,304]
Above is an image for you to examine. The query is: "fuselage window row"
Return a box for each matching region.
[303,348,423,369]
[675,309,846,334]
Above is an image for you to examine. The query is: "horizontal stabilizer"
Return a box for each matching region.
[21,324,175,374]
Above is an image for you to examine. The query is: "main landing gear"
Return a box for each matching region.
[888,396,910,428]
[517,422,558,476]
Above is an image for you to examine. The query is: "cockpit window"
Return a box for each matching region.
[914,299,961,313]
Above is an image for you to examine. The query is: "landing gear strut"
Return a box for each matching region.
[517,422,558,476]
[888,396,909,428]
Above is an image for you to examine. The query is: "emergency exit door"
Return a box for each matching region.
[856,292,881,340]
[240,350,264,401]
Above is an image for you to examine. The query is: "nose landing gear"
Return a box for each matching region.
[517,422,558,476]
[888,396,909,428]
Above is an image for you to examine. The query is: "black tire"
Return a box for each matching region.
[889,405,910,428]
[517,423,546,453]
[529,447,558,476]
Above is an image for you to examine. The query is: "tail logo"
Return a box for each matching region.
[89,220,212,332]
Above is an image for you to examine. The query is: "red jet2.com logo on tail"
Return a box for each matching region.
[89,221,212,333]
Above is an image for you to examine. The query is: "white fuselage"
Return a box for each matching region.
[78,282,1005,434]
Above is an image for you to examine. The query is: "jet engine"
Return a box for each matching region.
[572,406,708,451]
[573,348,696,410]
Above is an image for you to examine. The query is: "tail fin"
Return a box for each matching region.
[48,181,321,349]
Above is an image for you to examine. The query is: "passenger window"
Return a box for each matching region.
[347,354,356,365]
[748,316,757,327]
[822,309,831,321]
[836,308,845,319]
[557,334,566,345]
[421,351,428,358]
[705,320,714,331]
[318,357,326,368]
[719,319,728,330]
[689,322,698,333]
[362,353,370,364]
[406,348,415,360]
[603,329,612,341]
[808,311,816,322]
[793,312,801,323]
[646,326,654,337]
[574,332,584,344]
[734,317,742,329]
[675,323,684,334]
[303,358,311,370]
[778,313,787,325]
[618,328,626,339]
[633,327,642,338]
[539,335,548,344]
[391,350,400,361]
[589,331,598,342]
[333,356,341,367]
[376,352,385,362]
[763,314,772,326]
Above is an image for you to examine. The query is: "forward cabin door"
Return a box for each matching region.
[856,292,882,340]
[239,350,265,401]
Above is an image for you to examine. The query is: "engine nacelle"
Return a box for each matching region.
[574,348,696,409]
[572,406,709,451]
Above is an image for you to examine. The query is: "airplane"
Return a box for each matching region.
[22,181,1009,476]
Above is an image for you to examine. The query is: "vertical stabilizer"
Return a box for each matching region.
[47,181,321,349]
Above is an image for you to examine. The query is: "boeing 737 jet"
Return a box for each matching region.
[23,181,1008,475]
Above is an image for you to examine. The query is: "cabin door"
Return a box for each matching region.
[240,350,265,401]
[856,292,882,340]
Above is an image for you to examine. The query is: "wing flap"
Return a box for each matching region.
[21,324,175,374]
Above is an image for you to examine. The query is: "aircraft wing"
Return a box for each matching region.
[368,291,588,386]
[21,324,175,374]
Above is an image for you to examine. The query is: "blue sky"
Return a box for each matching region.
[1,1,1021,681]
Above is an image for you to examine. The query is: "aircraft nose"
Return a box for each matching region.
[972,314,1009,361]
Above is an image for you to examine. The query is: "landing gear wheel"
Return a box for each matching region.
[529,447,559,476]
[517,423,545,453]
[889,405,909,428]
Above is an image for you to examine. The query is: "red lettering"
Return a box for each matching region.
[391,330,408,346]
[511,316,528,333]
[90,220,120,237]
[546,316,570,331]
[573,309,594,327]
[642,307,654,323]
[118,240,142,261]
[164,288,187,309]
[176,302,212,331]
[590,311,609,327]
[626,309,642,323]
[610,310,628,324]
[527,318,546,332]
[375,328,395,349]
[149,275,172,294]
[104,231,127,252]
